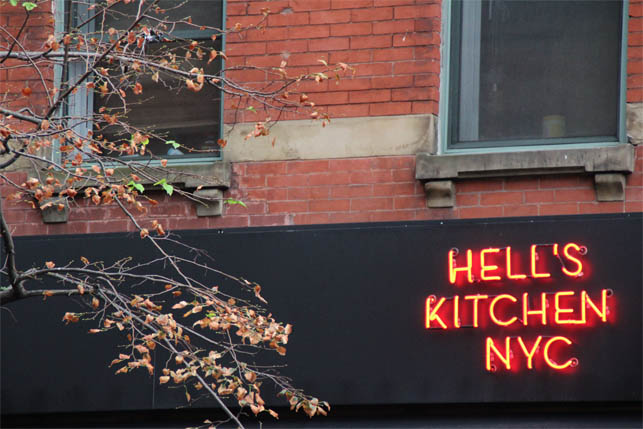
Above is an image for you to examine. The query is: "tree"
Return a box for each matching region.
[0,0,349,425]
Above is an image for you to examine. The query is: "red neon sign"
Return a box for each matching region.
[424,289,609,329]
[506,247,527,280]
[489,294,518,327]
[485,335,577,372]
[428,243,612,372]
[448,242,586,284]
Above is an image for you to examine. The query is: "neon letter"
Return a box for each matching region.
[530,245,551,278]
[425,296,448,329]
[543,336,574,370]
[464,294,489,328]
[453,295,461,328]
[486,337,511,371]
[480,248,501,281]
[582,289,608,322]
[554,291,585,325]
[522,292,547,325]
[506,246,527,280]
[517,336,542,370]
[449,249,473,284]
[489,294,518,326]
[561,243,584,277]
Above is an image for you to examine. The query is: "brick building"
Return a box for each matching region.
[1,0,640,233]
[1,0,642,427]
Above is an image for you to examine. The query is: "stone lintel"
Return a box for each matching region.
[626,102,643,145]
[224,114,437,161]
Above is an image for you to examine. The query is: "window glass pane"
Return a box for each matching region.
[88,0,223,159]
[454,0,622,146]
[94,40,221,159]
[99,0,223,36]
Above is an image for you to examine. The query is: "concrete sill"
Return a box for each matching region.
[415,145,635,180]
[43,162,231,223]
[108,161,231,190]
[415,145,636,207]
[50,161,231,190]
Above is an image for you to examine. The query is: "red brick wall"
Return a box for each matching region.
[224,0,440,123]
[2,147,641,236]
[0,1,54,130]
[225,0,643,119]
[1,0,642,237]
[629,0,643,102]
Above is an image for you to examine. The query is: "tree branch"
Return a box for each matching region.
[0,9,29,64]
[0,196,26,302]
[0,287,87,306]
[45,0,161,119]
[0,106,43,125]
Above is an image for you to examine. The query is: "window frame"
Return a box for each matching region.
[438,0,630,155]
[55,0,227,168]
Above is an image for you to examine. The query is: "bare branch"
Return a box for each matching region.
[0,106,44,125]
[0,9,30,64]
[0,196,26,301]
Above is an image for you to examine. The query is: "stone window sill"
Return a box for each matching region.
[42,161,231,223]
[415,145,636,207]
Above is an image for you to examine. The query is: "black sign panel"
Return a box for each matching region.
[1,214,641,414]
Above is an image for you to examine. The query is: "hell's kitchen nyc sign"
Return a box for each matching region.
[425,242,612,373]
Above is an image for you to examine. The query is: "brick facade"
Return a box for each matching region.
[1,0,642,236]
[224,0,440,123]
[0,1,54,132]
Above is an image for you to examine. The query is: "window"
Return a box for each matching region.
[417,0,634,206]
[444,0,627,151]
[63,0,224,162]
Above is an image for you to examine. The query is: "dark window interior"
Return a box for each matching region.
[90,0,223,159]
[451,0,622,148]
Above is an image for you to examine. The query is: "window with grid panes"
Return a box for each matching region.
[64,0,224,161]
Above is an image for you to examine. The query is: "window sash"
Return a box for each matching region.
[60,0,226,163]
[442,0,629,152]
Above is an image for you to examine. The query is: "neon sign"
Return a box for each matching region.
[426,243,613,372]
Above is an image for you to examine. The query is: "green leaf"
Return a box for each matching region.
[246,106,256,113]
[127,180,144,193]
[225,198,247,208]
[161,183,173,196]
[141,137,149,146]
[22,1,37,10]
[165,140,180,149]
[153,178,173,195]
[9,0,18,6]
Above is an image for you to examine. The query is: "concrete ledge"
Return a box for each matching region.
[145,162,231,189]
[54,161,232,191]
[416,145,635,180]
